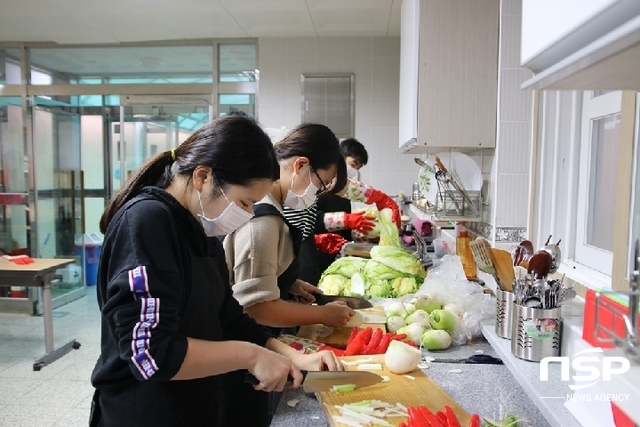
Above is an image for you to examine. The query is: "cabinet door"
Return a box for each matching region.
[399,0,420,148]
[417,0,499,151]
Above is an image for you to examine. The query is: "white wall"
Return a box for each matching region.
[257,36,417,197]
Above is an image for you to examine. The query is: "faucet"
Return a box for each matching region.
[410,226,429,263]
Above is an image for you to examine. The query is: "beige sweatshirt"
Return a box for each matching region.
[223,194,295,308]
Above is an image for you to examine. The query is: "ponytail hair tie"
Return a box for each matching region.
[171,148,176,161]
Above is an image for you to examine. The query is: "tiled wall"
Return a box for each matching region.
[257,36,417,198]
[490,0,535,246]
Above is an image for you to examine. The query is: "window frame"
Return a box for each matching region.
[574,90,622,276]
[531,90,637,292]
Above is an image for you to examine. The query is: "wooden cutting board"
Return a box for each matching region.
[319,355,471,426]
[297,306,386,349]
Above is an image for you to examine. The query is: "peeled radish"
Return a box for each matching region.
[384,340,421,374]
[345,310,364,327]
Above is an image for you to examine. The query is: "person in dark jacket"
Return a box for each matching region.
[90,116,344,427]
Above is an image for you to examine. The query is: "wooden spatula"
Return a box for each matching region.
[469,238,499,284]
[489,248,515,292]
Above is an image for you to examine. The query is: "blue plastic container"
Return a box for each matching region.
[75,233,103,286]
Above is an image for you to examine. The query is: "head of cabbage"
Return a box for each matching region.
[318,274,348,295]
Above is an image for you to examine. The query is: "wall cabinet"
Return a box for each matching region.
[399,0,500,153]
[521,0,640,90]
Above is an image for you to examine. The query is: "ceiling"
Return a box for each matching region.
[0,0,402,44]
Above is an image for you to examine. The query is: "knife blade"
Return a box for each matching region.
[315,294,373,309]
[243,370,382,393]
[430,354,503,364]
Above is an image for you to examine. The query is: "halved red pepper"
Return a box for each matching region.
[443,405,461,427]
[436,410,448,426]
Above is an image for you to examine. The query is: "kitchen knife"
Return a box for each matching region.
[243,370,382,393]
[315,294,373,309]
[430,354,503,364]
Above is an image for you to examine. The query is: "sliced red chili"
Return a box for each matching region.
[436,410,448,426]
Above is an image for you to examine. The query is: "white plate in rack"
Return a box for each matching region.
[432,152,482,192]
[417,152,482,205]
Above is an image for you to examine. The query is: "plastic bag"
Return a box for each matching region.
[415,255,495,345]
[370,255,495,346]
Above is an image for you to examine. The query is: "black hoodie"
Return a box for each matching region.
[91,187,273,427]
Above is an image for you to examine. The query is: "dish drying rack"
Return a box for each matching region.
[433,155,482,221]
[593,241,640,365]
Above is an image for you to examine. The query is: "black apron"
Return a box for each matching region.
[253,203,303,303]
[216,204,304,427]
[90,253,228,426]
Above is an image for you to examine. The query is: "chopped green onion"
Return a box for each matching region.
[330,383,357,393]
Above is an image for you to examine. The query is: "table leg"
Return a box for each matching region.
[33,273,81,371]
[42,277,54,353]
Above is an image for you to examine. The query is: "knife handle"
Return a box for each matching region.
[243,370,308,386]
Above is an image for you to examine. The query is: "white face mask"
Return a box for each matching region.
[346,165,359,180]
[283,167,318,210]
[197,188,253,236]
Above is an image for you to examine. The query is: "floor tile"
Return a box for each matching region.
[51,407,91,427]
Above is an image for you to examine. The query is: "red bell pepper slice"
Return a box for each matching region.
[375,332,394,354]
[347,326,359,345]
[468,414,481,427]
[418,405,444,427]
[443,405,461,427]
[363,328,383,354]
[407,406,430,427]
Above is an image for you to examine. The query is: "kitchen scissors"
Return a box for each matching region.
[430,354,503,364]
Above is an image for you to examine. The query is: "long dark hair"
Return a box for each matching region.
[100,115,277,233]
[274,123,347,195]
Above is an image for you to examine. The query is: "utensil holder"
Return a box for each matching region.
[495,288,514,339]
[511,305,562,362]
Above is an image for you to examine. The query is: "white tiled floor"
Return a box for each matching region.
[0,287,101,427]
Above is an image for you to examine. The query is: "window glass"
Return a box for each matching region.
[29,46,214,82]
[219,44,256,83]
[587,114,620,252]
[218,94,255,118]
[5,58,21,85]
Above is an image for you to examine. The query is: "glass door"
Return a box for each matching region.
[0,96,31,309]
[32,97,85,310]
[110,96,210,193]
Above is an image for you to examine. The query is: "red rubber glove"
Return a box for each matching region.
[343,212,375,233]
[314,233,348,254]
[365,189,401,227]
